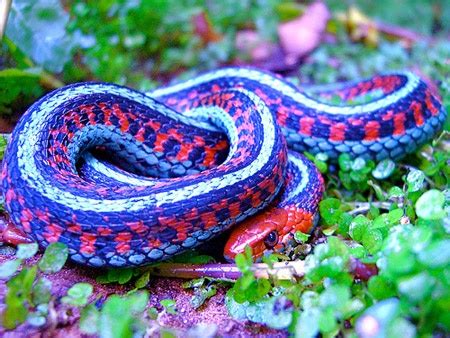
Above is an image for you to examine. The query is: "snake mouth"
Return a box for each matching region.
[223,204,317,262]
[223,208,288,262]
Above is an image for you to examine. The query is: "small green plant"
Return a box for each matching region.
[0,242,68,329]
[0,0,448,336]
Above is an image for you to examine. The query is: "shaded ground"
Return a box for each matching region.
[0,213,286,337]
[0,252,286,337]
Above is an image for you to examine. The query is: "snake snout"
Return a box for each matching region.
[223,208,288,262]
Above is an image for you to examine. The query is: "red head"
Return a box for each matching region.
[223,205,314,262]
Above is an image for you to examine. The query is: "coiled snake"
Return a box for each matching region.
[2,68,446,267]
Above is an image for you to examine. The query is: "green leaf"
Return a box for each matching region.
[338,153,352,172]
[372,159,396,180]
[349,215,370,242]
[118,268,133,285]
[383,249,415,277]
[305,237,351,283]
[190,284,217,309]
[160,329,177,338]
[351,157,366,171]
[319,284,350,310]
[171,251,215,264]
[355,298,400,338]
[0,135,7,159]
[406,168,425,192]
[295,306,320,338]
[348,243,367,259]
[314,159,328,173]
[128,291,149,313]
[182,278,205,289]
[98,292,148,338]
[32,277,52,305]
[398,272,434,303]
[361,229,383,254]
[314,153,328,173]
[388,186,404,199]
[99,295,134,338]
[294,231,310,243]
[415,189,446,220]
[315,153,329,162]
[135,271,150,289]
[27,302,48,327]
[235,253,249,272]
[338,171,353,190]
[387,317,416,338]
[349,169,368,183]
[61,283,93,307]
[318,307,338,334]
[160,299,177,315]
[367,180,385,201]
[387,208,403,225]
[38,242,68,273]
[2,266,37,329]
[417,239,450,268]
[226,295,293,330]
[0,259,21,279]
[79,303,100,335]
[319,198,342,226]
[6,0,77,72]
[101,268,136,284]
[368,275,396,300]
[337,212,353,235]
[148,307,159,320]
[0,68,43,115]
[16,243,39,259]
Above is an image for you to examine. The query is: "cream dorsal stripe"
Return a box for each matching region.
[16,85,276,212]
[149,68,420,115]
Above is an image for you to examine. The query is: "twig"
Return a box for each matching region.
[146,261,305,281]
[347,201,403,215]
[0,0,11,39]
[39,70,65,89]
[374,21,424,43]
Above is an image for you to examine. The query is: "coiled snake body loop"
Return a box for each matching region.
[2,67,446,267]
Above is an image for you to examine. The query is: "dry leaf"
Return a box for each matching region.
[278,1,331,65]
[192,11,221,44]
[235,30,277,62]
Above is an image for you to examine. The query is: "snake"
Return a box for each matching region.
[1,67,446,267]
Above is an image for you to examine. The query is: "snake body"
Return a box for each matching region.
[2,67,446,267]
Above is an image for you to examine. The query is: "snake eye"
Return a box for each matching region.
[264,230,279,248]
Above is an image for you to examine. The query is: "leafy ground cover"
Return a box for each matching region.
[0,0,449,337]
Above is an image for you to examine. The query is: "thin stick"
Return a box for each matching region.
[146,260,306,281]
[0,0,12,39]
[347,201,402,215]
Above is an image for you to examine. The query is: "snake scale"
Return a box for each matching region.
[2,67,446,267]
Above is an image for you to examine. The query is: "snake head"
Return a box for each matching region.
[223,208,287,262]
[223,205,315,262]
